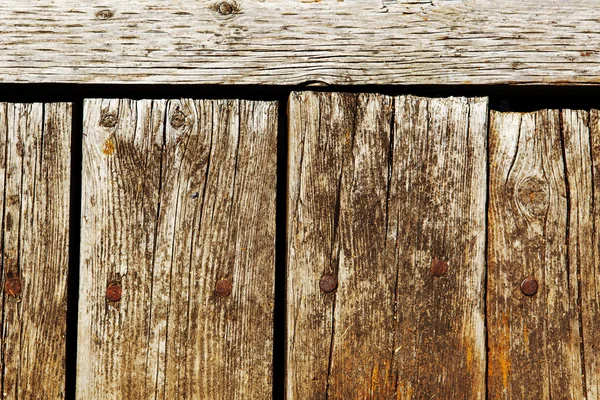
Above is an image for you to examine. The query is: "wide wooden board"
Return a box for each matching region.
[287,92,488,399]
[0,103,71,399]
[1,1,600,84]
[77,98,277,399]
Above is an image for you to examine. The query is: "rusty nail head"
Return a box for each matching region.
[4,277,21,296]
[215,278,232,297]
[100,113,118,128]
[521,277,538,296]
[106,281,122,302]
[170,110,186,129]
[217,1,234,15]
[319,273,337,293]
[430,258,448,277]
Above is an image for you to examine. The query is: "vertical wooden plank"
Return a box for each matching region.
[390,96,488,399]
[0,103,71,399]
[77,99,277,399]
[488,110,584,399]
[287,92,488,399]
[566,109,600,400]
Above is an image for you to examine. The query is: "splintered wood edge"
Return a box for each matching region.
[1,0,600,85]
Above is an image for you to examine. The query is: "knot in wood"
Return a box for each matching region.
[106,281,122,302]
[217,1,235,15]
[520,277,538,296]
[319,273,337,293]
[95,9,115,20]
[515,177,548,216]
[100,112,118,128]
[215,278,232,297]
[430,258,448,277]
[170,110,187,129]
[4,277,21,297]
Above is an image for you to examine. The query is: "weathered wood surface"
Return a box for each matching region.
[2,1,600,85]
[287,92,488,399]
[77,98,277,399]
[564,109,600,400]
[0,103,71,399]
[487,110,584,399]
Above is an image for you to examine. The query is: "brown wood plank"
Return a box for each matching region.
[0,103,71,399]
[287,92,488,399]
[565,109,600,400]
[487,110,584,399]
[77,99,277,399]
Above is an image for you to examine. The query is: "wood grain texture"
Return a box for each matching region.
[287,92,488,399]
[488,110,584,399]
[1,0,600,85]
[565,109,600,400]
[77,98,277,399]
[0,103,71,399]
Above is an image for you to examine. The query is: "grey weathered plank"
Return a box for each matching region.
[1,1,600,85]
[487,110,584,399]
[287,92,488,399]
[0,103,71,399]
[77,98,277,399]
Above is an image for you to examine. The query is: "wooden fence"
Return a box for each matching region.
[0,93,598,399]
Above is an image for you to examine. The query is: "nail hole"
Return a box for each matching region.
[216,1,237,15]
[95,9,115,20]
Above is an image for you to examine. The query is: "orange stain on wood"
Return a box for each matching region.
[102,138,115,155]
[489,312,512,389]
[370,363,379,394]
[396,381,414,399]
[466,345,474,372]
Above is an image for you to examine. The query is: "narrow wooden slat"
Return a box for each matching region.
[0,103,71,399]
[1,1,600,85]
[487,110,584,399]
[287,92,487,399]
[565,109,600,400]
[391,96,488,399]
[77,98,277,399]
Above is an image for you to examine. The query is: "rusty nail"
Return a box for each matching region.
[170,110,186,129]
[217,1,234,15]
[430,258,448,277]
[100,113,118,128]
[319,273,337,293]
[215,278,232,297]
[4,277,21,296]
[106,281,122,302]
[521,277,538,296]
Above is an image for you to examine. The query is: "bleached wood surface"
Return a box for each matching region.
[0,103,71,399]
[287,92,488,399]
[1,0,599,85]
[77,99,277,399]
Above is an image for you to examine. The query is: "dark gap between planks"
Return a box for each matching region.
[0,83,599,400]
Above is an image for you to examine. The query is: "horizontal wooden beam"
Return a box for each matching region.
[1,0,599,85]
